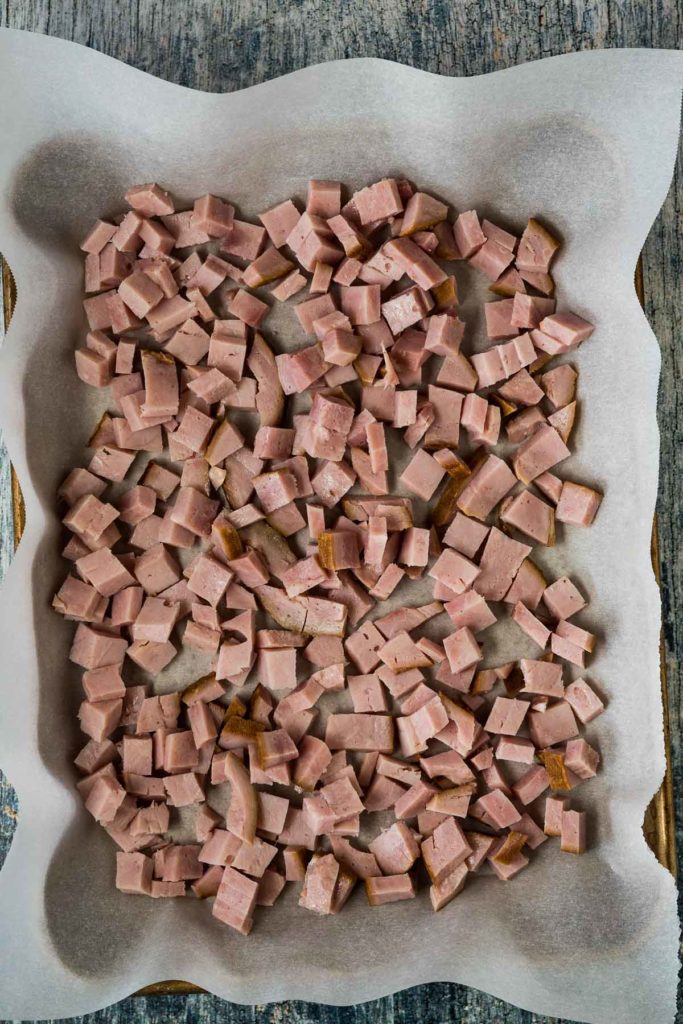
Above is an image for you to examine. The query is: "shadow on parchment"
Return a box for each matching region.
[6,122,649,982]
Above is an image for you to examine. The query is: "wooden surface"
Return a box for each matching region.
[0,2,681,1021]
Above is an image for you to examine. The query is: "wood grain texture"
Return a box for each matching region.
[0,2,681,1021]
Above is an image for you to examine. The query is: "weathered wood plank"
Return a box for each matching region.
[0,3,680,1022]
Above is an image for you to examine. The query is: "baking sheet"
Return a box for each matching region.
[0,32,680,1023]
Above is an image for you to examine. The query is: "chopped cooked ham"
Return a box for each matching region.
[62,180,605,928]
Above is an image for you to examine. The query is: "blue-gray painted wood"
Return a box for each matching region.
[0,2,681,1022]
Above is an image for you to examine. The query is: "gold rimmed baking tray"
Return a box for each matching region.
[1,256,675,999]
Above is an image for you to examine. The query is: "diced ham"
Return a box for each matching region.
[543,576,587,620]
[422,817,472,883]
[564,678,605,724]
[365,873,416,906]
[325,714,394,753]
[561,809,587,854]
[500,489,555,545]
[516,218,560,274]
[474,528,531,602]
[484,697,529,736]
[213,866,258,934]
[556,481,603,527]
[457,455,516,520]
[400,449,445,500]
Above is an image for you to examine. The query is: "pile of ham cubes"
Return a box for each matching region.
[53,175,605,932]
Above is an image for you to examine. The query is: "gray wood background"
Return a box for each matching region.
[0,2,680,1022]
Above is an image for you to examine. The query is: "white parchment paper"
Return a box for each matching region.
[0,32,680,1022]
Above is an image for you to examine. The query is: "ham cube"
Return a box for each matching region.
[516,218,560,274]
[369,821,420,874]
[116,851,153,895]
[352,179,403,224]
[564,678,604,724]
[473,790,522,829]
[325,714,394,753]
[381,287,433,336]
[543,576,587,620]
[484,696,529,736]
[429,548,480,595]
[213,866,258,934]
[520,659,564,697]
[259,199,301,248]
[561,809,587,854]
[513,424,570,484]
[444,591,496,634]
[457,455,516,520]
[500,490,555,545]
[453,211,486,258]
[443,628,481,674]
[365,874,416,906]
[512,601,551,649]
[400,449,445,500]
[422,817,472,883]
[556,481,602,527]
[528,701,578,748]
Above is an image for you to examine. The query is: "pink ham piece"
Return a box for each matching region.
[352,178,403,224]
[469,238,515,280]
[339,285,381,326]
[520,658,564,697]
[444,591,496,634]
[116,851,153,895]
[528,701,579,749]
[513,424,571,484]
[384,237,447,290]
[53,577,104,622]
[539,312,594,348]
[429,548,480,595]
[443,628,481,675]
[400,449,445,501]
[516,218,560,274]
[325,714,394,753]
[369,821,420,874]
[365,873,416,906]
[472,790,522,829]
[564,738,600,780]
[276,345,327,395]
[429,862,468,911]
[453,211,486,258]
[472,528,532,602]
[512,601,551,649]
[421,817,472,884]
[561,809,587,854]
[379,631,432,674]
[381,287,433,336]
[504,559,546,610]
[564,678,605,724]
[222,753,258,843]
[85,775,126,822]
[213,866,258,934]
[259,199,300,247]
[457,455,516,520]
[484,697,529,736]
[443,513,489,559]
[400,192,447,235]
[556,481,603,527]
[298,853,340,915]
[500,490,555,545]
[484,298,518,340]
[192,194,234,236]
[543,576,587,620]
